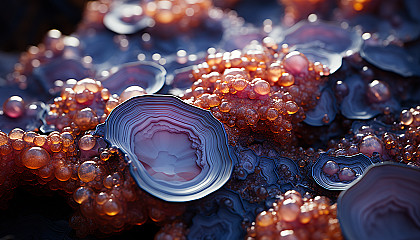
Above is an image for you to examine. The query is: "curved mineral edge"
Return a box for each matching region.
[95,95,233,202]
[338,162,420,240]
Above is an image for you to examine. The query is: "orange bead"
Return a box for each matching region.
[78,161,97,182]
[73,186,93,204]
[79,134,96,151]
[103,198,121,216]
[253,79,270,95]
[23,131,38,143]
[21,146,50,169]
[0,132,8,146]
[34,135,47,147]
[256,211,274,227]
[9,128,24,140]
[285,101,298,114]
[55,165,72,181]
[278,72,295,87]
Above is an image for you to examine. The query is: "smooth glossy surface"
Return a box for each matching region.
[104,3,153,34]
[96,95,233,202]
[274,20,362,55]
[338,163,420,240]
[100,61,166,95]
[361,44,420,77]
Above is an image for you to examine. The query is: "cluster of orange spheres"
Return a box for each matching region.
[183,39,329,144]
[143,0,212,28]
[0,78,187,237]
[323,106,420,168]
[246,190,342,240]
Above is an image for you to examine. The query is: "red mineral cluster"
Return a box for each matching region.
[246,190,342,240]
[0,79,184,237]
[183,39,329,145]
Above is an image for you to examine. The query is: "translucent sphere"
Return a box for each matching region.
[79,134,96,151]
[282,51,309,76]
[256,211,273,227]
[73,186,93,204]
[21,146,50,169]
[78,160,97,182]
[103,198,121,216]
[359,135,383,157]
[280,199,300,222]
[278,72,295,87]
[338,167,356,181]
[120,86,147,102]
[3,96,25,118]
[322,160,339,175]
[74,108,95,130]
[366,80,390,103]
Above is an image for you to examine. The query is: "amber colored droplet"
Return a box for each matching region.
[78,161,97,182]
[75,108,96,130]
[103,198,121,216]
[367,80,390,103]
[285,101,298,114]
[106,98,120,113]
[9,128,25,140]
[96,192,108,205]
[50,142,62,152]
[280,199,300,222]
[79,134,96,151]
[55,165,72,181]
[74,78,100,93]
[267,108,278,121]
[282,51,309,76]
[12,139,26,151]
[120,86,147,102]
[0,132,8,146]
[61,132,74,147]
[34,135,47,147]
[299,209,312,224]
[219,102,232,113]
[0,144,12,155]
[400,110,413,126]
[256,211,274,227]
[278,72,295,87]
[100,151,110,161]
[73,186,93,204]
[23,131,38,143]
[39,164,54,179]
[21,146,50,169]
[75,90,89,104]
[232,78,248,91]
[103,175,114,188]
[253,79,271,95]
[101,88,110,100]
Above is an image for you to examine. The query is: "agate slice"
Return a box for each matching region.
[95,95,233,202]
[338,163,420,240]
[312,153,373,190]
[100,61,166,95]
[103,3,153,34]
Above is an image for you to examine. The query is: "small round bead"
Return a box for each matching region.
[21,146,50,169]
